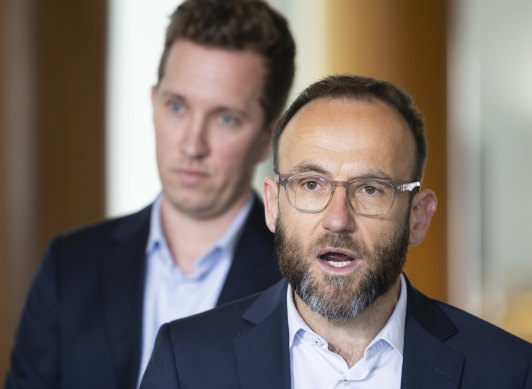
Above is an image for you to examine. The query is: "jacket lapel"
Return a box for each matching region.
[101,205,151,388]
[233,281,291,389]
[401,280,464,389]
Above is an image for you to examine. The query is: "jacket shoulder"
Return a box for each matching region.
[52,204,152,250]
[406,284,532,388]
[438,299,532,352]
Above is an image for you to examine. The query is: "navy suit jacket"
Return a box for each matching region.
[140,278,532,389]
[6,195,281,389]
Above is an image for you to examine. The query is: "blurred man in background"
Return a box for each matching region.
[6,0,295,388]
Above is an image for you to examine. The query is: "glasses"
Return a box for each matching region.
[276,174,420,216]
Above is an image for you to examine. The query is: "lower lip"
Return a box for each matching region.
[316,257,359,274]
[176,170,208,185]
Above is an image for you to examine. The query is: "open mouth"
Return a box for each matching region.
[318,250,356,269]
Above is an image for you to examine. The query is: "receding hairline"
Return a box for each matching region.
[279,94,412,139]
[275,95,418,176]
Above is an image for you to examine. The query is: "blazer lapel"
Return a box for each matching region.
[401,280,464,389]
[101,205,151,388]
[233,281,291,389]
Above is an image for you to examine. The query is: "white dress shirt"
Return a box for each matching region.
[287,274,407,389]
[137,194,253,386]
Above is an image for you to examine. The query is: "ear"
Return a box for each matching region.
[262,176,279,233]
[408,189,437,245]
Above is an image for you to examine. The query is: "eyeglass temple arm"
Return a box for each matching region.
[399,182,421,192]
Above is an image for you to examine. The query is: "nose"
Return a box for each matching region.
[179,117,209,159]
[321,187,357,234]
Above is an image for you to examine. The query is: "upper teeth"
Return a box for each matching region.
[327,260,351,268]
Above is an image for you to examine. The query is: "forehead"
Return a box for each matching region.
[160,39,266,112]
[278,97,416,180]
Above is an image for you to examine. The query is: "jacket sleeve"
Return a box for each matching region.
[139,323,181,389]
[5,239,62,389]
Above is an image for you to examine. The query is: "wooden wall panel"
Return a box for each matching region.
[1,0,11,376]
[0,0,107,379]
[34,0,107,255]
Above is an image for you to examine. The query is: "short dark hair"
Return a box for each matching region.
[273,74,427,181]
[158,0,296,125]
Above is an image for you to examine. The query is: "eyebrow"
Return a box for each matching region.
[289,162,394,181]
[158,89,179,97]
[290,162,329,175]
[211,106,248,120]
[159,91,186,102]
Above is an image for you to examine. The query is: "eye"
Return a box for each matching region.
[353,181,390,197]
[363,185,378,195]
[304,180,319,190]
[218,113,240,127]
[168,101,184,114]
[297,177,325,192]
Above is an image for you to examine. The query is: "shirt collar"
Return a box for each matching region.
[215,193,254,259]
[286,273,407,354]
[371,273,406,354]
[146,193,165,257]
[146,193,255,273]
[287,283,314,348]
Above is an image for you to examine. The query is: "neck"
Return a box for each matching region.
[293,278,401,367]
[160,192,251,275]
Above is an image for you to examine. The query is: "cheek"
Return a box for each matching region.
[154,128,174,161]
[281,205,320,241]
[361,215,407,251]
[154,115,175,149]
[215,132,266,164]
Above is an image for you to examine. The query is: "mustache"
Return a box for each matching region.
[275,216,368,261]
[310,233,368,259]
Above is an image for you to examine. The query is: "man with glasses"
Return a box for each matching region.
[6,1,295,388]
[140,75,532,388]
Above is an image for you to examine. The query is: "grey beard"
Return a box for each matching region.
[296,271,379,322]
[276,217,409,322]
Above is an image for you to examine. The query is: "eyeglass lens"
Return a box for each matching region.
[286,176,395,215]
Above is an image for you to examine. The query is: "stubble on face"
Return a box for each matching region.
[276,214,410,322]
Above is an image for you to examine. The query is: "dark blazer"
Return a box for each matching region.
[6,194,280,389]
[140,278,532,389]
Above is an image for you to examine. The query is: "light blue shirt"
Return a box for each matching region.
[287,274,407,389]
[137,194,253,386]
